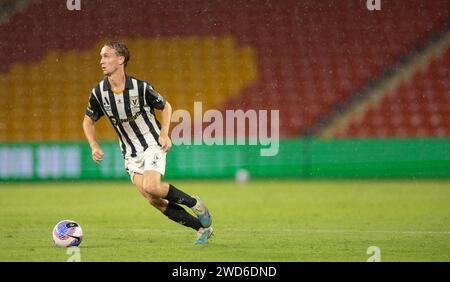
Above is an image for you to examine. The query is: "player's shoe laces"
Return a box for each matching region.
[191,196,212,228]
[195,227,214,245]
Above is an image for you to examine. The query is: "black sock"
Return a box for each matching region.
[163,203,202,231]
[165,184,197,208]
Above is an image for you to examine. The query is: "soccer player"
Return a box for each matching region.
[82,41,213,244]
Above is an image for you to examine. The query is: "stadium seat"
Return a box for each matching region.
[0,0,449,140]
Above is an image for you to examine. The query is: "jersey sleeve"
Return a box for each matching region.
[85,92,104,122]
[144,83,166,110]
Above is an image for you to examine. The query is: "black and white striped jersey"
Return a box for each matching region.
[85,74,166,158]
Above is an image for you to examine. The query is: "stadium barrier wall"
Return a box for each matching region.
[0,138,449,181]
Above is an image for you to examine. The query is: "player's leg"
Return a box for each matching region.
[133,172,203,231]
[140,144,213,245]
[125,151,212,243]
[132,172,167,212]
[142,170,212,228]
[141,169,213,243]
[163,182,213,229]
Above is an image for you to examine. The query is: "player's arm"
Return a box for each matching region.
[82,115,104,163]
[145,84,172,152]
[158,101,172,152]
[83,93,105,163]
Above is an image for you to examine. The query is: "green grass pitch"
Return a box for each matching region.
[0,180,449,261]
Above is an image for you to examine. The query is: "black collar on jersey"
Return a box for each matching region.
[102,74,134,91]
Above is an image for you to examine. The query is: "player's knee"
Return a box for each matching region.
[143,180,160,197]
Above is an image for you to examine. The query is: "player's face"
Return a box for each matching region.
[100,46,124,76]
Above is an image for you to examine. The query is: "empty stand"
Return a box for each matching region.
[0,0,449,140]
[338,45,450,138]
[0,37,258,140]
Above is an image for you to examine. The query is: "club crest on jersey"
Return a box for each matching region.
[131,97,139,108]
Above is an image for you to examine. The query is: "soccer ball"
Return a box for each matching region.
[235,169,250,183]
[52,220,83,248]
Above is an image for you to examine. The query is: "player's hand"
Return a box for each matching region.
[159,133,172,153]
[91,144,104,163]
